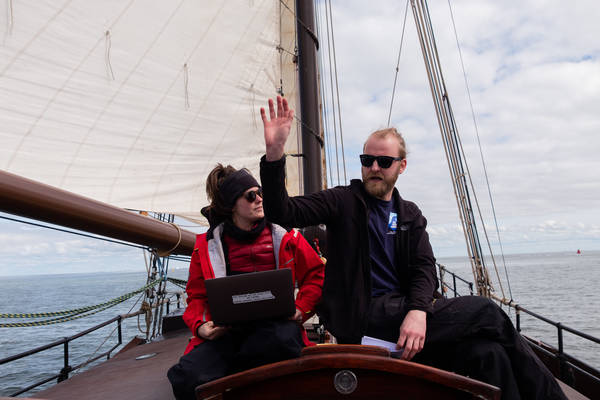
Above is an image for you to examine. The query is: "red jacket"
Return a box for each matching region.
[182,222,325,355]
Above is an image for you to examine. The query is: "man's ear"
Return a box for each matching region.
[398,159,407,174]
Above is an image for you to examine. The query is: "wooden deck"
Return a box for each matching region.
[32,330,188,400]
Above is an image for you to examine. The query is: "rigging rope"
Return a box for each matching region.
[0,214,147,250]
[293,115,324,145]
[326,0,347,184]
[75,291,183,376]
[323,0,341,185]
[411,0,493,296]
[0,303,121,328]
[0,280,161,325]
[387,0,410,127]
[315,2,335,187]
[446,0,513,301]
[167,277,188,289]
[279,0,319,50]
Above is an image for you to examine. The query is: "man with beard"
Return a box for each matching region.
[258,96,566,400]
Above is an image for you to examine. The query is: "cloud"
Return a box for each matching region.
[0,219,151,275]
[320,0,600,256]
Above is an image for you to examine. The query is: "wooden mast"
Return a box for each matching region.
[296,0,323,194]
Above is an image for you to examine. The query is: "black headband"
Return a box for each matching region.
[219,169,260,209]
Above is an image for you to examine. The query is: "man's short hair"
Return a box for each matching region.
[363,128,407,159]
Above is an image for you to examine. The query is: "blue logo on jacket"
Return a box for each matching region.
[388,212,398,234]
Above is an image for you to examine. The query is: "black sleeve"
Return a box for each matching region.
[260,155,341,228]
[407,210,438,313]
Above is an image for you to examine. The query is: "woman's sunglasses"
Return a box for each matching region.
[243,188,263,202]
[359,154,403,169]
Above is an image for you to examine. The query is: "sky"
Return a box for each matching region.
[1,0,599,276]
[316,0,600,257]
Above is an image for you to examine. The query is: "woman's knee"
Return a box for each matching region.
[270,320,304,351]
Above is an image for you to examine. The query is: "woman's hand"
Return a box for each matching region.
[289,308,303,324]
[197,321,229,340]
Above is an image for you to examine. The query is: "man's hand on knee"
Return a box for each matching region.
[397,310,427,361]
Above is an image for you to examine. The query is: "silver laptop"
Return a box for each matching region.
[205,269,296,325]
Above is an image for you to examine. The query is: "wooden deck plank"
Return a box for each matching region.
[33,331,189,400]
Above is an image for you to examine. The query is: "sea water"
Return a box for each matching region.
[0,267,190,397]
[1,251,599,396]
[438,250,600,373]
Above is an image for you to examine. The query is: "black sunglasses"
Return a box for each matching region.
[359,154,403,169]
[243,188,263,202]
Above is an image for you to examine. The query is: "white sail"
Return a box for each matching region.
[0,0,301,224]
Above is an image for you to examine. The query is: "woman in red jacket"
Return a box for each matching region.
[167,164,325,400]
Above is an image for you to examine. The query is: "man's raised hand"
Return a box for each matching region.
[261,96,294,161]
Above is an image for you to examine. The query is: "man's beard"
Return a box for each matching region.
[362,170,399,199]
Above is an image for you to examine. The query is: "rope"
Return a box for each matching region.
[447,0,513,301]
[7,0,14,36]
[0,214,147,250]
[167,277,188,289]
[278,0,284,97]
[141,300,152,337]
[156,222,182,257]
[387,0,410,126]
[316,3,331,186]
[279,0,319,50]
[326,0,347,184]
[105,30,115,80]
[0,280,160,327]
[2,303,119,328]
[294,115,324,146]
[324,0,340,185]
[5,0,135,171]
[315,2,334,188]
[411,0,494,297]
[74,288,148,376]
[183,63,190,109]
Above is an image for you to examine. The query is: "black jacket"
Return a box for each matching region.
[260,156,438,343]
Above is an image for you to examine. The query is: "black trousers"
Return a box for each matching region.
[366,294,567,400]
[167,320,304,400]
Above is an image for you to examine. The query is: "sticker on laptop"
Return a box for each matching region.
[232,291,275,304]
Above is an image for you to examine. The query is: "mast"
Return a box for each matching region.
[410,0,493,297]
[296,0,323,193]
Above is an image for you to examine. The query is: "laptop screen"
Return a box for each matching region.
[205,269,295,325]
